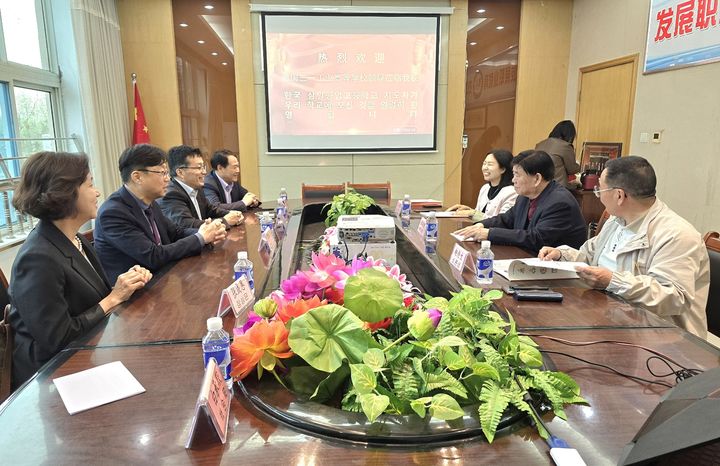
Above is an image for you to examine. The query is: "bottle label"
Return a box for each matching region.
[234,269,255,289]
[426,222,438,239]
[476,259,494,278]
[204,348,231,380]
[276,206,286,217]
[401,202,411,217]
[260,221,273,233]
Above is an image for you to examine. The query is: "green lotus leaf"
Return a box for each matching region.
[343,267,404,322]
[288,304,370,372]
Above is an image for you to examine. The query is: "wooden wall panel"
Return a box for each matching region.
[117,0,182,151]
[513,0,573,152]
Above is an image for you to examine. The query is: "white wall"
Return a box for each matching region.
[566,0,720,235]
[250,1,451,202]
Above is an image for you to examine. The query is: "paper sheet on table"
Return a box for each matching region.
[422,211,473,218]
[494,258,584,281]
[53,361,146,415]
[451,232,476,242]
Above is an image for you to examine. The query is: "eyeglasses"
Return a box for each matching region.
[138,169,169,177]
[593,186,617,198]
[180,164,207,172]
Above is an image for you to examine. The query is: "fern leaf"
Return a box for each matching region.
[425,371,468,399]
[478,343,510,382]
[478,380,510,443]
[508,390,549,440]
[392,363,419,401]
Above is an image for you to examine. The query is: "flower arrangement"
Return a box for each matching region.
[322,188,376,227]
[231,252,587,443]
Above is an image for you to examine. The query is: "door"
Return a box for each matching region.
[575,55,638,168]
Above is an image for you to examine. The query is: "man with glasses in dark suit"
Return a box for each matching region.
[158,145,245,229]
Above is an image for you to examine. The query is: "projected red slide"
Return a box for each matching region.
[265,33,437,138]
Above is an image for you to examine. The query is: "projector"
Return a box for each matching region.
[332,215,396,264]
[337,215,395,243]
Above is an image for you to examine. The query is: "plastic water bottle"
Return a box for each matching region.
[259,212,273,233]
[400,194,412,220]
[202,317,232,390]
[279,187,288,203]
[275,197,287,220]
[234,251,254,290]
[425,211,438,242]
[476,240,494,285]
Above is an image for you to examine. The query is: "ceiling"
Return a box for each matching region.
[172,0,234,72]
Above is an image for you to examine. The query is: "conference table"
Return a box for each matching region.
[0,204,717,465]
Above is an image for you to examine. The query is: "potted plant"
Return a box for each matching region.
[322,188,377,227]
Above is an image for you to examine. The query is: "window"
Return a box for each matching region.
[0,0,68,244]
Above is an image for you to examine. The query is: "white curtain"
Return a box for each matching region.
[71,0,128,196]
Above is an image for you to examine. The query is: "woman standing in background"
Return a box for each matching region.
[535,120,581,188]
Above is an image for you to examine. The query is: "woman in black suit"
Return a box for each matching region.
[9,152,152,389]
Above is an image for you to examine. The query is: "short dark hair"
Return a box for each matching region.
[512,150,555,181]
[210,149,236,170]
[486,149,514,188]
[168,145,202,177]
[13,151,90,220]
[604,156,656,198]
[549,120,576,144]
[119,144,168,183]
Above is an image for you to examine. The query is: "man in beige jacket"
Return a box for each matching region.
[538,156,709,338]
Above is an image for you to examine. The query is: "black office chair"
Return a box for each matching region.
[704,232,720,336]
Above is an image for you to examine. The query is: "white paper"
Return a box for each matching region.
[550,447,587,466]
[493,258,583,281]
[520,258,588,272]
[422,211,472,218]
[411,198,441,203]
[53,361,146,415]
[451,232,476,242]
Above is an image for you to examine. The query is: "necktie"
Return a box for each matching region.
[528,198,539,222]
[225,184,233,204]
[144,207,162,244]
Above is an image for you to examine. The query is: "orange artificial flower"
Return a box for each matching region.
[364,317,393,332]
[230,319,293,380]
[277,295,327,323]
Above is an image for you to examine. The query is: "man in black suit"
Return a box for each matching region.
[455,150,586,253]
[203,149,259,212]
[158,145,244,229]
[94,144,227,282]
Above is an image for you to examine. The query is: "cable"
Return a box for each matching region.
[646,356,703,384]
[540,349,674,389]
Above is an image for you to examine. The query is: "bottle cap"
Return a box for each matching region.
[237,251,248,260]
[404,194,410,199]
[281,187,286,191]
[481,240,491,249]
[207,317,222,331]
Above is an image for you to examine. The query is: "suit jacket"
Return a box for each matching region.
[9,220,111,388]
[94,186,203,282]
[158,178,230,228]
[480,180,587,253]
[203,171,250,212]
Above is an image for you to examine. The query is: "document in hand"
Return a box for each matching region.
[494,258,585,281]
[422,211,473,218]
[53,361,146,415]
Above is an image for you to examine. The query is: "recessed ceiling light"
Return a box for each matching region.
[211,52,218,56]
[204,4,214,9]
[477,9,486,13]
[496,25,505,30]
[469,41,477,46]
[197,40,205,44]
[475,69,479,73]
[221,62,228,66]
[179,23,188,27]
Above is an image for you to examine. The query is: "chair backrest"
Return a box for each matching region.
[591,209,611,238]
[1,304,13,403]
[0,267,8,312]
[301,183,346,204]
[704,231,720,336]
[346,181,392,205]
[81,229,94,245]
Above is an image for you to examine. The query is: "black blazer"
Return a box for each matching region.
[158,178,230,228]
[9,220,111,388]
[203,171,250,212]
[480,181,587,253]
[94,186,203,282]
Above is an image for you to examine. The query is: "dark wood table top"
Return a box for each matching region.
[2,328,717,465]
[2,202,717,465]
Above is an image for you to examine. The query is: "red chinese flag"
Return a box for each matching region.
[132,81,151,144]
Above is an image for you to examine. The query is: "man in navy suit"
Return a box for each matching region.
[94,144,227,282]
[158,145,245,229]
[203,149,259,212]
[455,150,586,253]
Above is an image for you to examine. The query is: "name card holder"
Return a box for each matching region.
[449,243,475,273]
[258,227,278,258]
[217,275,255,318]
[417,217,427,237]
[185,358,231,449]
[394,200,403,217]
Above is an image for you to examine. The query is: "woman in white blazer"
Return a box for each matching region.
[447,149,517,220]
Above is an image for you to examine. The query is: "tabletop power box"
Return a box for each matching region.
[333,215,396,264]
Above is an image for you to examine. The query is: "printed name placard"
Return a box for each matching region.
[449,243,473,273]
[258,227,277,258]
[185,358,231,448]
[394,200,403,216]
[417,217,427,237]
[217,275,255,318]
